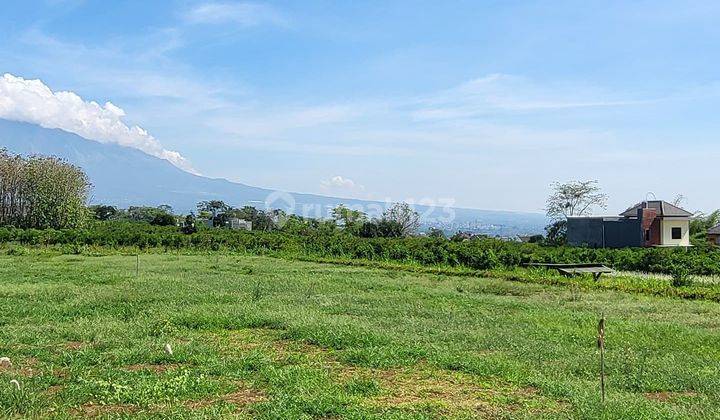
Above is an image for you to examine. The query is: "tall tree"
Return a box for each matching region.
[196,200,229,218]
[0,149,90,229]
[89,205,118,221]
[331,204,367,233]
[382,202,420,237]
[546,180,608,220]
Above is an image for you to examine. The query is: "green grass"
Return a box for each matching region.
[0,251,719,418]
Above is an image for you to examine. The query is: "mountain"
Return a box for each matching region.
[0,118,547,235]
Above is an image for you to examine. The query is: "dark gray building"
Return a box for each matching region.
[567,200,692,248]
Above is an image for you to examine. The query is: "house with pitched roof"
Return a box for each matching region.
[567,200,693,248]
[708,225,720,245]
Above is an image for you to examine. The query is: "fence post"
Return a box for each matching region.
[597,313,606,404]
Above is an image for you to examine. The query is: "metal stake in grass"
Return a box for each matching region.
[597,313,606,404]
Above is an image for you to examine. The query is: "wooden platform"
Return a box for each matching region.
[523,263,614,281]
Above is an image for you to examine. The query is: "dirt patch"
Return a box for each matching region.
[64,341,87,350]
[124,363,183,373]
[644,391,698,402]
[361,367,499,410]
[2,357,41,377]
[72,403,140,417]
[46,384,64,395]
[185,383,266,410]
[221,329,334,365]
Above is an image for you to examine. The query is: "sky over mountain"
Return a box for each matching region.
[0,1,719,214]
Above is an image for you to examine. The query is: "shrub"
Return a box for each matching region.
[2,221,720,277]
[670,264,692,287]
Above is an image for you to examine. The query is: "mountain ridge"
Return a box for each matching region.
[0,118,547,235]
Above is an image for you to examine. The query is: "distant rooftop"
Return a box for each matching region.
[709,225,720,235]
[620,200,693,218]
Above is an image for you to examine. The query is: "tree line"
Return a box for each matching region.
[87,200,422,239]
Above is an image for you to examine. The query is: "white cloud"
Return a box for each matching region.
[0,73,196,173]
[184,2,286,27]
[320,175,365,196]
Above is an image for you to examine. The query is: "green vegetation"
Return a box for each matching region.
[0,251,718,418]
[1,221,720,278]
[0,149,90,229]
[690,210,720,242]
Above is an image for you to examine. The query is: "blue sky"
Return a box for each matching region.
[1,0,719,213]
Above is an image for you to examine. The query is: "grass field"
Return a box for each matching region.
[1,251,719,419]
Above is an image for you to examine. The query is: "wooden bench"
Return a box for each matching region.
[523,263,614,281]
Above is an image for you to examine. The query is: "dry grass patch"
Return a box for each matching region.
[72,403,141,417]
[63,341,88,351]
[339,363,552,416]
[184,382,266,410]
[644,391,698,402]
[0,356,41,377]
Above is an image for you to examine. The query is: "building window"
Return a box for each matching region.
[672,227,682,240]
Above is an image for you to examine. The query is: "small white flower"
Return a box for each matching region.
[164,343,173,356]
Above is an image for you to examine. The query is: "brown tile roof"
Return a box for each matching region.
[620,200,693,218]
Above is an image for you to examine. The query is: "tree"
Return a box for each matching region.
[527,234,544,244]
[672,194,687,208]
[126,206,163,223]
[382,203,420,237]
[690,210,720,238]
[228,205,276,231]
[151,213,177,226]
[332,205,367,233]
[427,227,445,238]
[544,220,567,246]
[182,214,197,234]
[196,200,230,218]
[0,149,90,229]
[89,205,118,221]
[359,219,403,238]
[546,180,608,220]
[157,204,174,214]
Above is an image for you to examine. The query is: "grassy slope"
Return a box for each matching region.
[0,252,719,419]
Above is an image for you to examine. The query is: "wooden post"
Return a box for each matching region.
[597,313,606,404]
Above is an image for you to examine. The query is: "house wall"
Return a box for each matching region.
[660,219,690,246]
[708,234,720,245]
[567,217,642,248]
[567,218,605,247]
[603,219,642,248]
